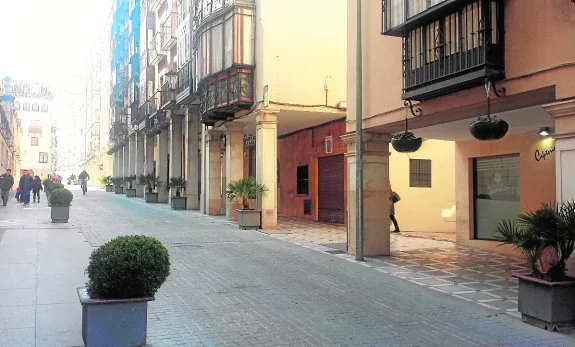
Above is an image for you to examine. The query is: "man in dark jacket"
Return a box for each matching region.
[32,175,43,203]
[0,169,15,206]
[19,170,34,206]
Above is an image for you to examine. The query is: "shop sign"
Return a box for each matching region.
[535,147,555,161]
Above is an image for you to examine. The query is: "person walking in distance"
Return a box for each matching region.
[32,175,43,203]
[390,184,401,233]
[0,169,15,206]
[19,170,34,207]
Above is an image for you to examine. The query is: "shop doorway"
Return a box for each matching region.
[473,155,520,240]
[318,154,345,224]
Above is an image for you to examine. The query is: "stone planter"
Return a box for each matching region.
[236,209,261,230]
[51,205,70,223]
[46,192,52,207]
[513,273,575,331]
[77,288,153,347]
[145,192,158,203]
[170,197,186,210]
[125,188,137,198]
[114,186,124,195]
[105,184,114,192]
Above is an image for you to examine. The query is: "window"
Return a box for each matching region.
[224,17,233,68]
[31,137,39,146]
[32,103,39,112]
[23,102,30,111]
[474,155,520,240]
[41,103,48,112]
[409,159,431,188]
[297,165,309,195]
[39,152,49,163]
[211,24,223,73]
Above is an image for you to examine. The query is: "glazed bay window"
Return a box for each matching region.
[383,0,504,100]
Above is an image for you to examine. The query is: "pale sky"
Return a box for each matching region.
[0,0,110,84]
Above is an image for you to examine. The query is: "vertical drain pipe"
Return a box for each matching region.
[355,0,364,261]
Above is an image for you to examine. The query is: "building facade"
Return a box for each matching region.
[0,77,19,174]
[346,0,575,258]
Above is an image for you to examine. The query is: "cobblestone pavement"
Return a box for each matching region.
[44,189,575,346]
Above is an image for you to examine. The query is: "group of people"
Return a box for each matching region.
[0,169,43,207]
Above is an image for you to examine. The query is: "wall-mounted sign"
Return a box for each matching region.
[535,146,555,161]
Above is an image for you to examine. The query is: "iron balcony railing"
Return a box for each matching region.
[149,35,166,65]
[147,92,160,117]
[160,78,177,109]
[177,61,191,94]
[396,0,505,100]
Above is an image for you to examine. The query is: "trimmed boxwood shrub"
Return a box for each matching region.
[50,188,73,206]
[86,235,170,299]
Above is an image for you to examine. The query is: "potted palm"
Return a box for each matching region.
[50,188,73,223]
[100,176,113,192]
[78,235,170,347]
[167,176,186,210]
[226,176,267,230]
[124,175,137,198]
[496,201,575,331]
[111,177,124,194]
[138,174,160,203]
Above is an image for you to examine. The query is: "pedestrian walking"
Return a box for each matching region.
[0,169,15,206]
[390,184,400,233]
[15,187,22,202]
[19,170,34,207]
[32,175,43,203]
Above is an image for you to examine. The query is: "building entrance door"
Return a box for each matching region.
[318,154,344,224]
[473,155,520,240]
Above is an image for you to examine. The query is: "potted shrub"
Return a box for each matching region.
[78,235,170,347]
[124,175,137,198]
[226,176,267,230]
[44,179,63,207]
[50,188,73,223]
[167,176,186,210]
[100,176,113,192]
[111,177,124,194]
[139,174,160,203]
[496,201,575,331]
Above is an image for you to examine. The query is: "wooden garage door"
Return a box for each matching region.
[318,155,344,224]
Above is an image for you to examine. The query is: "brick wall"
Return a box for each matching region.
[278,119,347,223]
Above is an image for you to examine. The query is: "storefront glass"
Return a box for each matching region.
[474,155,520,240]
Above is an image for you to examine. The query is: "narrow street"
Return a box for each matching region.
[2,188,575,346]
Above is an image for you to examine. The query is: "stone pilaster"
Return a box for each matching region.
[135,132,145,197]
[226,122,245,220]
[156,130,169,203]
[207,130,223,215]
[256,111,278,229]
[169,114,183,202]
[342,132,392,257]
[185,106,200,209]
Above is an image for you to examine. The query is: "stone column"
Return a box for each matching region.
[118,148,124,178]
[206,130,223,215]
[169,115,183,201]
[135,132,145,197]
[185,106,200,209]
[144,135,155,175]
[156,130,169,203]
[545,99,575,276]
[200,125,207,214]
[226,122,245,220]
[123,142,129,179]
[256,111,278,229]
[129,133,136,180]
[341,132,391,257]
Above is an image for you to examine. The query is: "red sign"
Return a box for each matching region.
[98,164,104,171]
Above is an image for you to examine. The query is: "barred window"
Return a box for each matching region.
[409,159,431,188]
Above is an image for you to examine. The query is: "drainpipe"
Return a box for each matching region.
[355,0,364,261]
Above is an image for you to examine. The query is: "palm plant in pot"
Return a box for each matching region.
[124,175,137,198]
[111,177,124,194]
[50,188,73,223]
[226,176,267,229]
[78,235,170,347]
[100,176,113,192]
[138,173,160,203]
[496,201,575,331]
[167,176,186,210]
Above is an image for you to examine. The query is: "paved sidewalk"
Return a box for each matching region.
[2,188,575,346]
[0,196,91,346]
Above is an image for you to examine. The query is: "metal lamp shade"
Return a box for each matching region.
[469,117,509,140]
[391,131,423,153]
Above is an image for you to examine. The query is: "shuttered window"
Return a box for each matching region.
[409,159,432,188]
